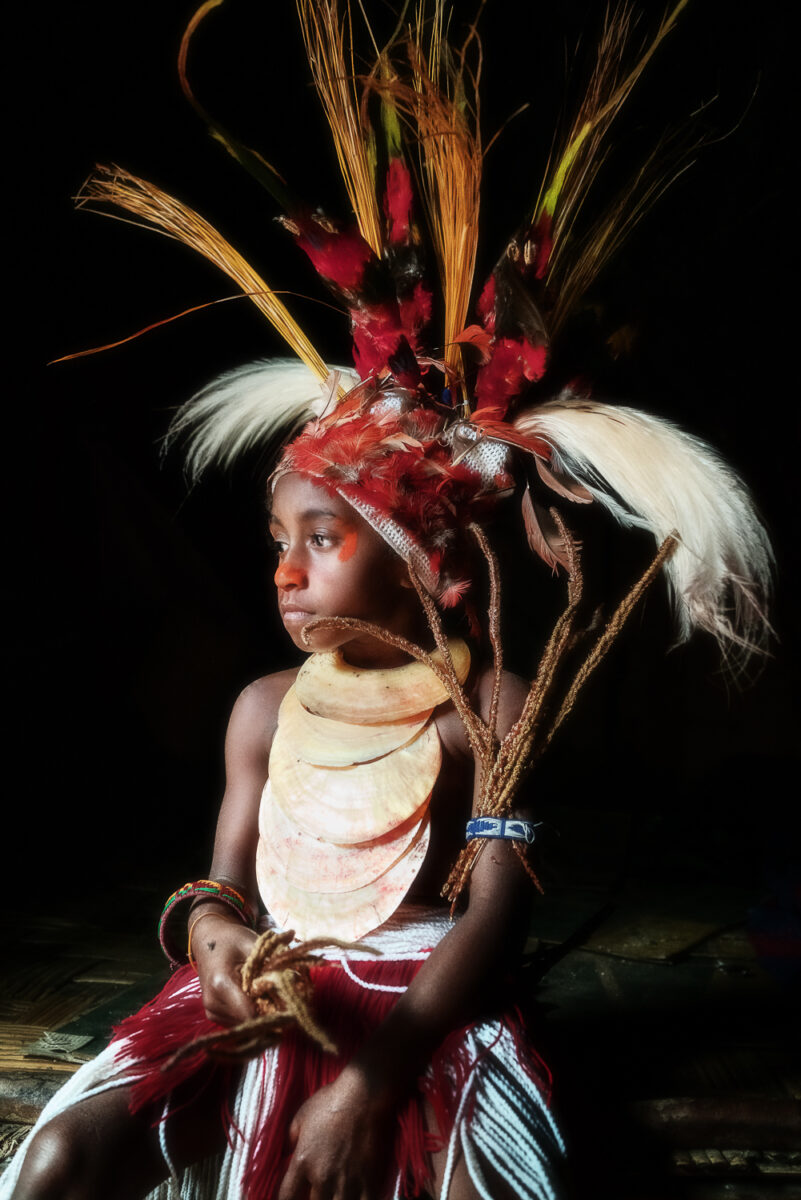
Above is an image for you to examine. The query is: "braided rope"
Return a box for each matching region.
[469,524,504,747]
[164,929,374,1066]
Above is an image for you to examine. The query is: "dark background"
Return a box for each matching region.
[9,0,798,909]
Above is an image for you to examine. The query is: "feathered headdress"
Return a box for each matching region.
[74,1,772,902]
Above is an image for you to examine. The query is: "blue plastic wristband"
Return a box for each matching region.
[466,817,541,845]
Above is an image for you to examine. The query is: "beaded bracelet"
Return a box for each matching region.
[158,879,257,967]
[466,817,542,845]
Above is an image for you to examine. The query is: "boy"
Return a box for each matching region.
[3,3,772,1195]
[8,463,565,1200]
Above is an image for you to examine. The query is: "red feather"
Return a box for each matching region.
[470,413,551,460]
[535,457,593,503]
[439,577,471,607]
[473,338,547,417]
[476,276,496,331]
[531,213,553,280]
[403,408,445,440]
[292,216,375,292]
[522,485,567,572]
[399,282,433,346]
[384,158,414,246]
[351,303,408,378]
[453,324,493,365]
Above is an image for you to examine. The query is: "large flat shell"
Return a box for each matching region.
[256,813,431,942]
[269,723,441,844]
[278,686,433,767]
[259,780,428,893]
[295,638,471,723]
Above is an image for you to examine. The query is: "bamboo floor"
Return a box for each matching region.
[1,816,798,1198]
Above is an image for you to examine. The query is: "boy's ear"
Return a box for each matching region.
[385,549,421,593]
[396,556,419,591]
[386,552,417,590]
[382,546,415,590]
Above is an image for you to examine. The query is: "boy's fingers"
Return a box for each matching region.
[310,1181,338,1200]
[203,1006,226,1025]
[203,979,253,1026]
[277,1156,304,1200]
[220,975,255,1020]
[332,1181,355,1200]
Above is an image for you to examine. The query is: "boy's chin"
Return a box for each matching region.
[287,623,347,655]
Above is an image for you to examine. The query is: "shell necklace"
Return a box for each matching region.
[256,638,470,941]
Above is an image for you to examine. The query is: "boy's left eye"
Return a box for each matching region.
[311,532,334,548]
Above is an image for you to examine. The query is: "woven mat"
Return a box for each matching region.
[0,1024,80,1076]
[0,1121,31,1165]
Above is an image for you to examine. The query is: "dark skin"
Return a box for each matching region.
[13,475,533,1200]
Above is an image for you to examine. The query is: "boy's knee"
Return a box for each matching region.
[12,1116,88,1199]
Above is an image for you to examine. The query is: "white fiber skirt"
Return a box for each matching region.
[0,907,565,1199]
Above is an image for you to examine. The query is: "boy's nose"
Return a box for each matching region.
[274,561,307,590]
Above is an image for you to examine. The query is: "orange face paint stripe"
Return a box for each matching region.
[338,529,358,562]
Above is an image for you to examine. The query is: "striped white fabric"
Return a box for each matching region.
[0,906,565,1200]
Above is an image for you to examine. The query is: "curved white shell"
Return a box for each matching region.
[295,638,470,724]
[278,686,433,767]
[258,779,428,893]
[256,813,431,941]
[269,723,441,844]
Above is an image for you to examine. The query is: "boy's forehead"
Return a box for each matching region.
[270,472,356,524]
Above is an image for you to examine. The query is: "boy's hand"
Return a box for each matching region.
[191,911,258,1025]
[278,1065,396,1200]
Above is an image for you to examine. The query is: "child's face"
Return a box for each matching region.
[269,473,418,666]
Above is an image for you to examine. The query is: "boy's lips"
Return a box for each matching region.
[280,605,315,626]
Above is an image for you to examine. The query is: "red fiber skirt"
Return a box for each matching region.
[110,922,555,1199]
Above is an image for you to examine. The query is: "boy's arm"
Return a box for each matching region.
[189,672,293,1025]
[278,670,535,1199]
[348,667,535,1087]
[347,827,532,1092]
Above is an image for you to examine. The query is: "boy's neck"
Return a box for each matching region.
[340,640,418,671]
[339,609,434,671]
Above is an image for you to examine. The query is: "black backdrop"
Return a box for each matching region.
[9,0,798,903]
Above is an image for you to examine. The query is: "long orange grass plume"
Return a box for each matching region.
[370,2,483,385]
[413,3,483,382]
[76,165,329,384]
[297,0,383,256]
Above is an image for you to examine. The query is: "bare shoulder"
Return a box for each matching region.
[436,662,529,758]
[473,664,529,737]
[225,667,300,764]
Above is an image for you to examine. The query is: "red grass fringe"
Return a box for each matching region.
[111,957,550,1199]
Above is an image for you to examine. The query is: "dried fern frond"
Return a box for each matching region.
[76,165,329,383]
[297,0,383,255]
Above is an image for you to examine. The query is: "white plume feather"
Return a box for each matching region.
[165,359,358,482]
[514,393,773,665]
